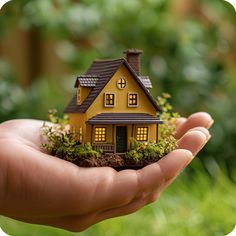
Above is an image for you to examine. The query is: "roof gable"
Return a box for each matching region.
[64,58,161,113]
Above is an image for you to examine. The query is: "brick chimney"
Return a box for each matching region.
[124,49,143,75]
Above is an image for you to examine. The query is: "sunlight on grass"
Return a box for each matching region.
[0,160,235,236]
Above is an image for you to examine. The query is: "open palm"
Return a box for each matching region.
[0,112,212,232]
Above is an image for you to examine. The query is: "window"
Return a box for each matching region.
[136,127,148,141]
[95,127,107,142]
[77,87,81,104]
[105,93,115,107]
[128,93,138,107]
[117,77,126,89]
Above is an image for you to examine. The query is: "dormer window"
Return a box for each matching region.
[128,92,138,107]
[104,93,115,107]
[77,86,81,105]
[117,77,126,89]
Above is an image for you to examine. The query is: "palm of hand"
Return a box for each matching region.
[0,112,212,232]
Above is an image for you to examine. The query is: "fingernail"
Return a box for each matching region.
[208,119,214,129]
[183,156,193,169]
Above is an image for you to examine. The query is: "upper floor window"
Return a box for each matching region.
[104,93,115,107]
[117,77,127,89]
[128,93,138,107]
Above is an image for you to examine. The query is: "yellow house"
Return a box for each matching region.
[64,49,163,154]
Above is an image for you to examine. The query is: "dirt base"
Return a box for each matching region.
[71,154,160,170]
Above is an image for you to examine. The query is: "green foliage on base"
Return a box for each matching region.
[42,109,101,161]
[125,93,179,161]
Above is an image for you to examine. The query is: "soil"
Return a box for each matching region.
[71,154,160,171]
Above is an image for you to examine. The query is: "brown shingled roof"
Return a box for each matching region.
[64,58,161,113]
[139,76,152,89]
[74,75,99,88]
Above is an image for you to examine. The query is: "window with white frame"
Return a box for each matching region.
[117,77,126,89]
[104,93,115,107]
[128,93,138,107]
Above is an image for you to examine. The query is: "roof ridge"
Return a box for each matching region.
[93,58,125,62]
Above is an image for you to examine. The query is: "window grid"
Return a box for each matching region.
[95,127,106,142]
[136,127,148,141]
[105,93,115,106]
[129,93,138,106]
[117,78,126,89]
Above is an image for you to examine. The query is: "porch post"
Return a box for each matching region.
[112,124,115,153]
[156,123,159,143]
[131,124,135,150]
[91,124,94,145]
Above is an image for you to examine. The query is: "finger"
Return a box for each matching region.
[177,129,210,156]
[175,112,213,139]
[176,117,187,130]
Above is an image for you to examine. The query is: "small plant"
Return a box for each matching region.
[42,110,101,162]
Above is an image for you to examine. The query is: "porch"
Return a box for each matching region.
[87,113,163,154]
[92,143,115,153]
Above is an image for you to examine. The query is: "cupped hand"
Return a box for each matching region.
[0,112,213,232]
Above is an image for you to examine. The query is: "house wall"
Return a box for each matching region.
[78,86,91,105]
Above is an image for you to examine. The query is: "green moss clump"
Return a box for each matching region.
[42,109,101,162]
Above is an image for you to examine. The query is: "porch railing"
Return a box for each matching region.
[92,143,115,153]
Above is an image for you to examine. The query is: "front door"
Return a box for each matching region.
[116,126,127,153]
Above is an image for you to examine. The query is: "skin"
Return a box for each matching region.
[0,112,213,232]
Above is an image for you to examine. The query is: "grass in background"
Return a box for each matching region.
[0,159,235,236]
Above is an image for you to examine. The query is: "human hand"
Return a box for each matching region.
[0,112,213,232]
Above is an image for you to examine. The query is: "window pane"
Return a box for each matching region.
[136,127,148,141]
[105,93,115,106]
[129,93,138,106]
[95,127,107,142]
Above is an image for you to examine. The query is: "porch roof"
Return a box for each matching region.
[87,113,163,125]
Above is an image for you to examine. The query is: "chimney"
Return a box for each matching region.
[124,49,143,75]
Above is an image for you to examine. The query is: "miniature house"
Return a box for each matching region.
[65,49,163,153]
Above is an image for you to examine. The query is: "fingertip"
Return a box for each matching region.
[188,127,210,139]
[156,149,193,182]
[188,112,214,129]
[175,112,214,139]
[177,130,209,156]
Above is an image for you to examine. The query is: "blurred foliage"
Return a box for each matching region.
[0,1,236,176]
[0,0,236,235]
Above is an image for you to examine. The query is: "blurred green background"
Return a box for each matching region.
[0,0,236,235]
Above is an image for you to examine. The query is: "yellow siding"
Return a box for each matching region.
[86,64,157,119]
[68,113,87,142]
